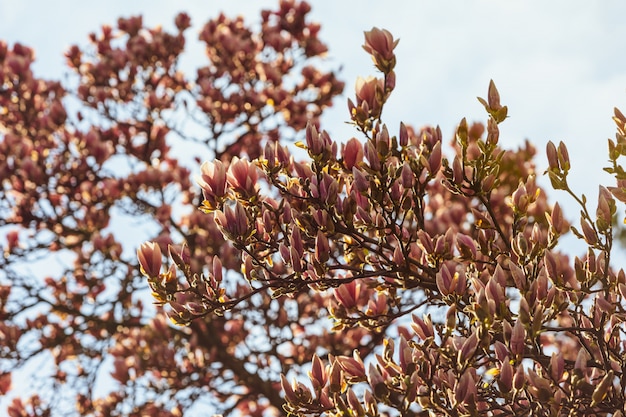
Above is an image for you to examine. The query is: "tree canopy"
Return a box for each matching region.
[3,2,626,416]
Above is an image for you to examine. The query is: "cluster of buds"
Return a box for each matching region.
[348,28,399,131]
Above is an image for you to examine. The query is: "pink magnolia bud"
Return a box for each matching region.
[398,335,413,374]
[486,116,499,145]
[315,230,330,264]
[346,387,364,416]
[557,141,570,172]
[214,201,249,241]
[451,155,464,186]
[327,358,343,393]
[280,374,297,404]
[546,141,559,171]
[377,125,391,155]
[455,370,477,406]
[411,313,434,341]
[308,354,327,391]
[362,27,399,73]
[366,293,387,316]
[354,76,384,120]
[457,330,479,366]
[417,230,434,254]
[226,157,259,201]
[392,245,405,266]
[575,347,589,372]
[544,250,559,284]
[547,202,566,234]
[368,363,388,399]
[527,369,552,402]
[399,162,413,189]
[352,167,369,193]
[513,364,525,392]
[614,107,626,130]
[289,226,304,259]
[428,141,442,175]
[499,357,513,393]
[399,122,408,147]
[363,140,381,171]
[456,233,477,259]
[241,252,255,282]
[137,241,162,277]
[536,268,549,301]
[446,304,457,331]
[580,218,597,245]
[197,160,227,210]
[596,186,614,230]
[305,122,321,155]
[436,264,453,296]
[343,137,364,170]
[550,352,564,382]
[511,182,529,213]
[510,318,526,356]
[508,261,527,290]
[212,256,223,284]
[363,389,378,415]
[334,279,359,309]
[263,141,276,169]
[487,79,502,110]
[591,370,614,406]
[336,350,366,380]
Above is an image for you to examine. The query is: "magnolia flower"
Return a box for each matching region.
[137,241,162,277]
[214,201,249,241]
[362,27,399,73]
[197,160,227,211]
[227,157,259,201]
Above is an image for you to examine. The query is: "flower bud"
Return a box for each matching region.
[487,79,502,111]
[557,141,570,172]
[499,358,513,393]
[315,231,330,264]
[428,141,442,175]
[550,352,564,382]
[197,160,227,211]
[363,140,381,171]
[137,242,162,277]
[458,330,479,367]
[510,318,526,356]
[343,137,364,170]
[399,122,408,147]
[362,27,399,73]
[368,363,388,399]
[334,280,359,309]
[580,218,597,245]
[336,350,366,380]
[546,141,558,171]
[591,370,614,406]
[308,354,327,391]
[411,313,434,340]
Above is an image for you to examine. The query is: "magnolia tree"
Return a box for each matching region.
[0,2,344,416]
[138,27,626,416]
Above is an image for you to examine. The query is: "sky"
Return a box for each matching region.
[2,0,626,412]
